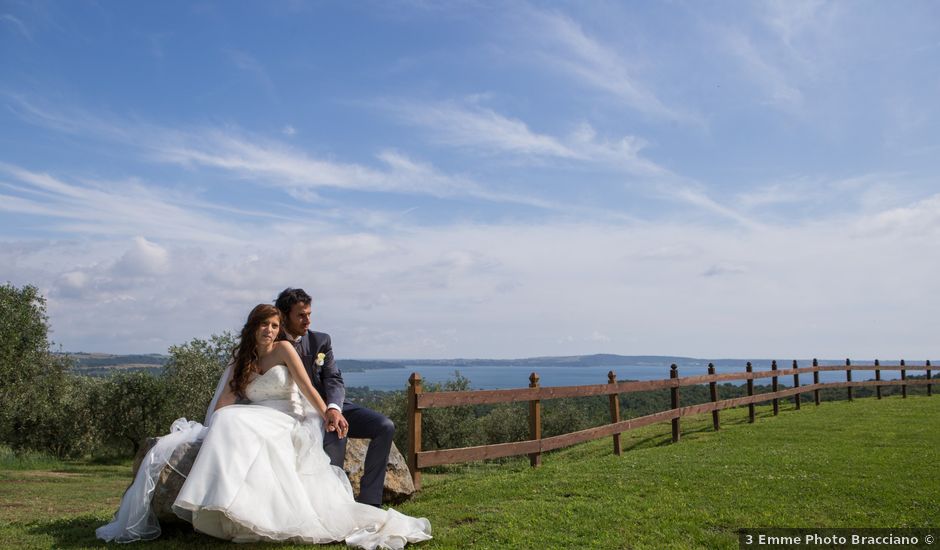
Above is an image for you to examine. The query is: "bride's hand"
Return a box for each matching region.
[325,409,349,439]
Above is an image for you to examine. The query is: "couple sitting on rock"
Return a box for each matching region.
[97,288,432,549]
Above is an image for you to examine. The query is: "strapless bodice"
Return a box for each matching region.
[246,365,304,416]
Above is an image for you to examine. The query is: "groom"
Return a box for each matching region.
[275,287,395,507]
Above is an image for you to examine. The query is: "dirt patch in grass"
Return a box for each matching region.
[0,471,84,483]
[19,471,83,478]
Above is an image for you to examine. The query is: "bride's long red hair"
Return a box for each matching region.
[230,304,286,399]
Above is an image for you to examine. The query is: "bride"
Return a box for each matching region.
[97,304,432,549]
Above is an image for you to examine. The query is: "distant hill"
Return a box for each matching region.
[62,352,169,377]
[394,354,861,369]
[61,352,402,377]
[398,354,757,368]
[61,351,846,378]
[336,360,403,372]
[66,352,169,367]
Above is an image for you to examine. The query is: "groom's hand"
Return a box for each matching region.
[325,409,349,439]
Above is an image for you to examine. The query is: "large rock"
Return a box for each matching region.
[343,438,416,504]
[131,438,202,525]
[132,437,415,523]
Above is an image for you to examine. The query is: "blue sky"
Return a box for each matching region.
[1,1,939,360]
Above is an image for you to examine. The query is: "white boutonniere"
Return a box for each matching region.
[315,353,326,367]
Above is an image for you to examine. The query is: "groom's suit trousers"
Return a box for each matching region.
[323,402,395,507]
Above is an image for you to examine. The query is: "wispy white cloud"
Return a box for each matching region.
[1,13,32,41]
[385,99,669,177]
[383,95,766,226]
[520,9,695,123]
[6,96,767,226]
[708,1,841,112]
[658,183,763,229]
[113,236,170,276]
[147,32,172,59]
[567,122,667,177]
[719,28,804,108]
[5,93,129,137]
[387,99,578,158]
[0,162,245,244]
[736,180,814,209]
[734,173,927,219]
[856,192,940,238]
[761,0,829,51]
[2,1,939,362]
[8,201,939,358]
[6,97,562,210]
[226,49,278,101]
[1,122,935,358]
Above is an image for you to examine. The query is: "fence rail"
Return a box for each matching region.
[405,358,933,489]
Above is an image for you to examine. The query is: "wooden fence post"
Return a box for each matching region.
[529,372,542,467]
[708,363,720,431]
[846,358,853,402]
[746,362,755,423]
[771,360,779,416]
[875,359,882,400]
[927,360,933,397]
[900,359,907,399]
[607,371,622,456]
[407,372,423,490]
[670,364,680,442]
[792,360,801,410]
[813,358,820,406]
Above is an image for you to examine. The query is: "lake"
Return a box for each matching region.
[342,362,906,391]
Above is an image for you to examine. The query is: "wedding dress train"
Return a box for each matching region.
[98,365,431,549]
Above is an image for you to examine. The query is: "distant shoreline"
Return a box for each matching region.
[61,352,912,378]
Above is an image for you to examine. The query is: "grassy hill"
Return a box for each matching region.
[1,396,936,549]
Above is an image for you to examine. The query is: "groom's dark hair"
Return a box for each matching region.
[275,287,312,316]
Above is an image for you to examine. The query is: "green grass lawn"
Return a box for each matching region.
[1,396,937,549]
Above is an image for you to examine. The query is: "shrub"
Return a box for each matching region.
[0,283,103,458]
[476,402,529,443]
[162,332,236,424]
[0,283,64,445]
[7,372,104,458]
[94,371,173,455]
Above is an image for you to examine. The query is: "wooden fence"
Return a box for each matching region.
[405,359,933,489]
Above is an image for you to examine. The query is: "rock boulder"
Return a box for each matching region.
[132,436,415,523]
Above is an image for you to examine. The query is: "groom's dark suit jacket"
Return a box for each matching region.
[296,330,346,408]
[295,329,393,505]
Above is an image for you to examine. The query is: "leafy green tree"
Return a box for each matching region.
[476,402,528,443]
[542,398,595,438]
[0,283,96,457]
[95,371,173,455]
[371,371,485,452]
[419,372,485,451]
[11,374,105,458]
[0,284,54,384]
[0,284,60,440]
[162,332,236,424]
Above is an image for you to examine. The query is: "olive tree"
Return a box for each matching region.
[0,284,60,427]
[95,371,173,455]
[162,332,236,424]
[0,283,82,455]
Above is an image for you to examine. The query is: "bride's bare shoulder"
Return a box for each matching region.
[273,340,297,357]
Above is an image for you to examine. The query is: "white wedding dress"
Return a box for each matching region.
[97,365,431,549]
